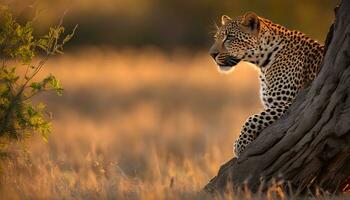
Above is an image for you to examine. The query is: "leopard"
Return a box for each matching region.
[209,12,324,157]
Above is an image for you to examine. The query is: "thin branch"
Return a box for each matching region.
[23,88,58,101]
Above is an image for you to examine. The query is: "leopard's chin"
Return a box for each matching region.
[216,57,241,74]
[218,65,236,74]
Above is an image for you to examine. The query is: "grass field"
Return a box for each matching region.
[1,47,347,199]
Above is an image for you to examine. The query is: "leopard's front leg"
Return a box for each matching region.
[233,104,289,157]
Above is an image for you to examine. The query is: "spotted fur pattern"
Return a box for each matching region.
[209,12,324,157]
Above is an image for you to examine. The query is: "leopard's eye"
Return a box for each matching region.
[227,34,234,39]
[223,30,233,42]
[223,34,232,43]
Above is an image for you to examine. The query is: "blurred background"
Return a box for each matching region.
[0,0,338,199]
[5,0,336,49]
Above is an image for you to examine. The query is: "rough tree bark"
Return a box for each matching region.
[204,0,350,195]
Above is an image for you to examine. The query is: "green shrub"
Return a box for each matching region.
[0,6,76,153]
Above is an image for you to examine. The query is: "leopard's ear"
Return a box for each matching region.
[221,15,231,25]
[241,12,260,35]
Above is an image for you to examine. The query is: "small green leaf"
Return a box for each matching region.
[30,82,42,90]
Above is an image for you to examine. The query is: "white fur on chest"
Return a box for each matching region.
[259,72,269,108]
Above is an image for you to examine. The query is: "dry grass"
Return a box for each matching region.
[0,47,348,199]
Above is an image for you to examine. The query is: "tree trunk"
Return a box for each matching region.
[204,0,350,195]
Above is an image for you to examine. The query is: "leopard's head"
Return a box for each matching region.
[210,12,261,73]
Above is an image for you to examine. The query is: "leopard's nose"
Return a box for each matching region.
[210,52,219,59]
